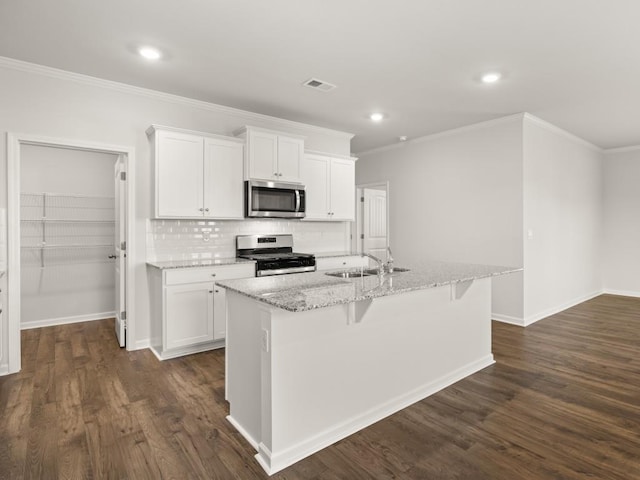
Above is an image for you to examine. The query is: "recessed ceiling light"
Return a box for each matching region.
[138,46,161,60]
[399,136,408,142]
[370,112,384,122]
[481,72,501,83]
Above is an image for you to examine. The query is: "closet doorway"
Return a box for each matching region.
[353,182,390,260]
[6,134,136,374]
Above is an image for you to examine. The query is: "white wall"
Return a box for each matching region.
[522,116,603,324]
[0,57,353,357]
[356,115,524,320]
[20,145,117,327]
[602,148,640,296]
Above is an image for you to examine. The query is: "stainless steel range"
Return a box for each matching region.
[236,234,316,277]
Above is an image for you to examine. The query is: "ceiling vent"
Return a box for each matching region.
[302,78,337,92]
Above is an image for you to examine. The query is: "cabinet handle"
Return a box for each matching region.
[209,290,213,294]
[204,208,210,212]
[215,289,219,293]
[199,207,204,212]
[211,273,216,277]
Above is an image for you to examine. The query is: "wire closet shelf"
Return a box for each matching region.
[20,193,116,267]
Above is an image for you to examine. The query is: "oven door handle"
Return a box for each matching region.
[295,189,301,212]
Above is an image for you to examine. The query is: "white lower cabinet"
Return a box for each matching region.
[149,262,254,360]
[315,255,368,271]
[165,282,215,350]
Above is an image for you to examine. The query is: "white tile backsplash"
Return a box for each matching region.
[147,219,350,261]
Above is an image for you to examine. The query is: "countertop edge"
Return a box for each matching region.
[147,258,255,269]
[219,266,522,312]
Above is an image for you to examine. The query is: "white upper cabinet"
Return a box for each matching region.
[301,154,330,219]
[236,126,305,183]
[155,130,204,218]
[329,157,356,220]
[246,129,278,180]
[276,135,304,182]
[204,137,244,219]
[148,125,244,219]
[301,153,356,221]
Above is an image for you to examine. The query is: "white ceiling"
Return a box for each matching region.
[1,0,639,153]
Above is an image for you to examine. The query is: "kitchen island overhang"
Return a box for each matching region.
[219,262,521,475]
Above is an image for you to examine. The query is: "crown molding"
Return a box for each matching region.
[522,113,602,153]
[356,113,526,158]
[357,112,608,158]
[0,56,354,141]
[603,144,640,154]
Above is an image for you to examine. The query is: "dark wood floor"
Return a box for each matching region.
[1,294,639,479]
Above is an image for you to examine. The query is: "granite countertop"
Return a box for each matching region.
[217,261,522,312]
[147,257,255,269]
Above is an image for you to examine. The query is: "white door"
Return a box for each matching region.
[362,188,388,260]
[114,155,127,347]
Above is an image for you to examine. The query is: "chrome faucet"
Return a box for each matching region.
[386,247,394,273]
[361,252,385,276]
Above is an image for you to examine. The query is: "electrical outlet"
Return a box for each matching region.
[261,329,270,352]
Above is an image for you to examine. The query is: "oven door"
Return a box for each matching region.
[246,180,306,218]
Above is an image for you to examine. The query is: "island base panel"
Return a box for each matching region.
[226,277,494,475]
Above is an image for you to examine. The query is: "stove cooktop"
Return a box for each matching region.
[236,234,316,277]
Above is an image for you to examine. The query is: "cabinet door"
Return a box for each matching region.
[204,138,244,219]
[301,154,330,220]
[212,285,226,340]
[156,131,204,218]
[277,136,304,183]
[248,130,278,181]
[164,282,214,350]
[329,158,356,221]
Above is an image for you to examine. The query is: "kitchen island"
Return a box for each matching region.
[218,261,520,475]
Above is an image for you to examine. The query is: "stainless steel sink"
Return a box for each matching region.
[362,267,410,275]
[325,271,373,278]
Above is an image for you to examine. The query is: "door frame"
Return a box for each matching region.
[352,181,390,255]
[6,132,136,374]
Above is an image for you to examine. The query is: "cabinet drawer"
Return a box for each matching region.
[164,263,255,285]
[316,256,367,271]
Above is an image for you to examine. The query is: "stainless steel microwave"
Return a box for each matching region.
[245,180,306,218]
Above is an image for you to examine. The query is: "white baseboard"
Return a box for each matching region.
[227,415,259,451]
[491,313,525,326]
[254,354,495,475]
[20,311,116,330]
[523,290,603,326]
[133,339,152,350]
[602,289,640,298]
[150,340,225,361]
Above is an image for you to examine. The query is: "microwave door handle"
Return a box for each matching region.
[295,190,301,212]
